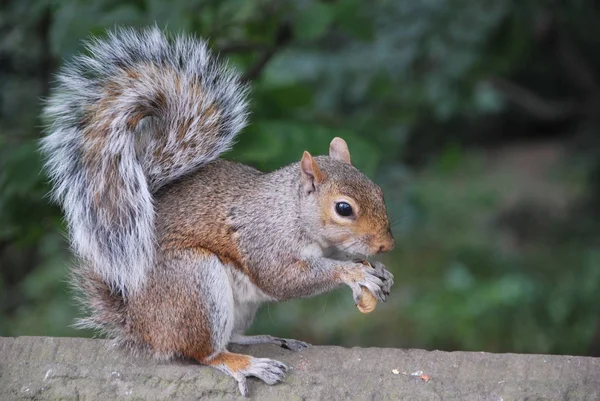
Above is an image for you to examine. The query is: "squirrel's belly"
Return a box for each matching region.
[225,265,275,304]
[225,265,275,332]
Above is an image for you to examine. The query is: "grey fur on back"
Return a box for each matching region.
[40,27,249,294]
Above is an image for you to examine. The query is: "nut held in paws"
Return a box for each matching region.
[355,259,378,313]
[357,286,377,313]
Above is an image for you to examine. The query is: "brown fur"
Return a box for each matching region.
[88,155,123,222]
[202,352,252,372]
[73,268,128,336]
[159,207,249,277]
[125,249,214,359]
[156,161,262,280]
[126,111,147,130]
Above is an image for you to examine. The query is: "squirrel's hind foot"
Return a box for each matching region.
[205,352,287,396]
[236,357,287,395]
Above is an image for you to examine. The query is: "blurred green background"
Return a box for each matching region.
[2,0,600,357]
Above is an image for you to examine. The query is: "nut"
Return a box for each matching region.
[357,286,377,313]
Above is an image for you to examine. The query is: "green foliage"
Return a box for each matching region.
[1,0,600,356]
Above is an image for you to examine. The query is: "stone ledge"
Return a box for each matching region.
[1,336,599,400]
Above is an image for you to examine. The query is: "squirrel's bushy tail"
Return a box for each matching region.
[41,27,248,294]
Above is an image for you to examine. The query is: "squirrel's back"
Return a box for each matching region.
[154,160,261,254]
[41,27,249,294]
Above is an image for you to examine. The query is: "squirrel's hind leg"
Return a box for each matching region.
[131,249,286,396]
[160,249,287,396]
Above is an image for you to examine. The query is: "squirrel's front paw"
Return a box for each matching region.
[342,261,390,305]
[368,260,394,296]
[279,338,310,352]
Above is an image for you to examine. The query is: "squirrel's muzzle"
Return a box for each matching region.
[373,232,395,254]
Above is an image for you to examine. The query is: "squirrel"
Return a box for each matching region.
[41,27,395,396]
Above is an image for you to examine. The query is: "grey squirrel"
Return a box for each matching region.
[41,27,395,396]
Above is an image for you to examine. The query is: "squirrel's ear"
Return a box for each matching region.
[300,151,325,193]
[329,137,351,164]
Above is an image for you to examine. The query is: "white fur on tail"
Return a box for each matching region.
[41,27,249,294]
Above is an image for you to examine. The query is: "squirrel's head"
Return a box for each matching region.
[298,137,395,257]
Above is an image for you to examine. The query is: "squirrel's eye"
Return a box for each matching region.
[335,202,353,217]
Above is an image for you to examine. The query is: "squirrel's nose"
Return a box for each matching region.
[376,235,395,254]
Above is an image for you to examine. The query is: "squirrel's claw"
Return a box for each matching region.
[370,260,394,296]
[280,338,310,352]
[234,373,248,397]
